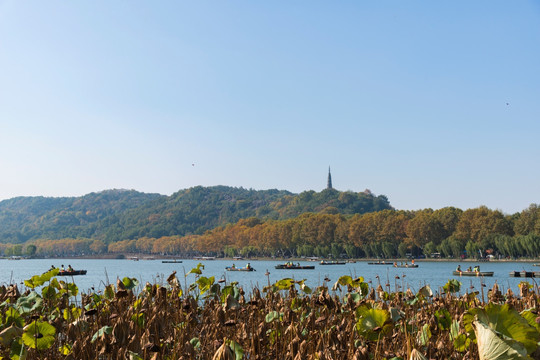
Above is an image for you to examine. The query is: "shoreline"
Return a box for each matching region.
[3,254,539,263]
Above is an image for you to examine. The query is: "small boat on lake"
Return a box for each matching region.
[275,264,315,270]
[162,260,183,263]
[509,271,540,278]
[58,270,87,276]
[452,271,493,277]
[320,260,346,265]
[367,261,391,265]
[226,266,255,272]
[393,263,418,268]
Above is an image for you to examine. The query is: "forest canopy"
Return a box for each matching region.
[1,187,540,259]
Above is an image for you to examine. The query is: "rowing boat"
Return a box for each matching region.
[225,266,255,272]
[58,270,87,276]
[393,264,418,268]
[509,271,540,278]
[275,264,315,270]
[452,271,493,277]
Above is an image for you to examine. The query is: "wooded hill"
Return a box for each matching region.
[0,186,392,244]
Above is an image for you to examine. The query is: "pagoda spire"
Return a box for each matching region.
[327,166,333,189]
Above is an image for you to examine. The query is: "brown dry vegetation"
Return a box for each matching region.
[1,267,540,359]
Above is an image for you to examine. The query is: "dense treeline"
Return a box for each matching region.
[0,186,391,243]
[3,204,540,259]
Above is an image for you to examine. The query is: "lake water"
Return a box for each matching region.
[1,258,538,297]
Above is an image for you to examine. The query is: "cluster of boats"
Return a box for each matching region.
[367,261,418,268]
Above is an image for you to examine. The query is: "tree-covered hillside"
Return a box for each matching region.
[0,186,392,243]
[0,190,163,243]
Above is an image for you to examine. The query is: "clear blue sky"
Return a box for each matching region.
[1,1,539,214]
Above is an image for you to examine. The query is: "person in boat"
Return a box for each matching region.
[467,266,472,272]
[394,262,398,267]
[49,265,56,271]
[456,265,462,272]
[67,265,74,272]
[473,265,480,272]
[246,263,251,269]
[232,263,236,269]
[61,264,65,271]
[411,259,415,265]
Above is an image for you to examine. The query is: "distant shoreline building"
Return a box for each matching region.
[327,166,332,189]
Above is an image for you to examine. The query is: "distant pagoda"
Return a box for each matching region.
[327,166,333,189]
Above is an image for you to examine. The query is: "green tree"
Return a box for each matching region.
[423,241,437,258]
[514,204,540,236]
[25,244,37,257]
[12,244,23,256]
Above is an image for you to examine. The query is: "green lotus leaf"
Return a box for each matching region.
[435,308,452,330]
[41,285,57,300]
[63,306,82,321]
[5,307,25,327]
[358,281,369,297]
[104,284,115,300]
[16,291,42,314]
[59,343,72,355]
[453,333,470,352]
[24,275,42,289]
[22,321,56,350]
[227,339,244,360]
[332,275,353,291]
[122,277,139,290]
[91,325,112,343]
[197,276,215,294]
[355,304,393,341]
[265,311,282,323]
[0,324,23,347]
[10,337,27,360]
[186,263,204,276]
[131,313,145,328]
[272,278,295,292]
[350,292,362,303]
[417,323,431,346]
[443,279,461,293]
[40,268,59,282]
[450,319,460,341]
[390,307,404,323]
[473,320,527,359]
[221,284,240,304]
[464,303,539,354]
[299,282,312,294]
[520,309,540,332]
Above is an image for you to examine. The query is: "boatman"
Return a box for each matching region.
[456,265,462,272]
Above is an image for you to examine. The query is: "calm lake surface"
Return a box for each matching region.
[1,258,538,296]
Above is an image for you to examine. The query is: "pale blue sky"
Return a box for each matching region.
[0,1,539,214]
